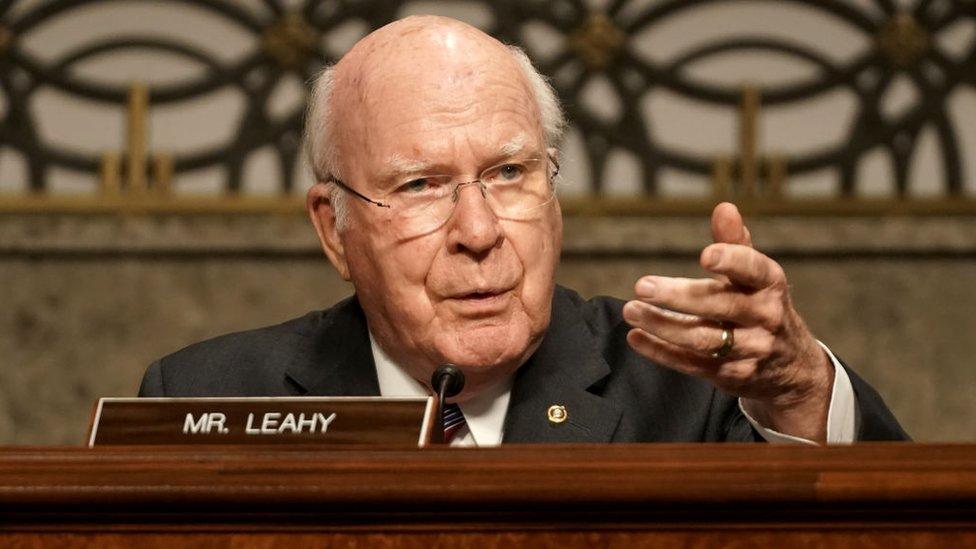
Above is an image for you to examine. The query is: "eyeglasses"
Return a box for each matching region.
[329,154,560,238]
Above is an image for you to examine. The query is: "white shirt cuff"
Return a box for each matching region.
[738,341,858,445]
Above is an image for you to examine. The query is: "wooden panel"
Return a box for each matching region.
[3,531,976,549]
[0,444,974,547]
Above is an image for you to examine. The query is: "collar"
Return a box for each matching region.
[370,333,512,446]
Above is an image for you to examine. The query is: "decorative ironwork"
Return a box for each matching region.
[262,12,319,72]
[0,0,973,202]
[568,12,626,71]
[0,25,11,53]
[506,0,976,197]
[877,11,930,69]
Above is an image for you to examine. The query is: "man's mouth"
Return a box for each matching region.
[445,288,515,315]
[458,290,504,300]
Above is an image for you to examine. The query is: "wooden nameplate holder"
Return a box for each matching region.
[88,397,438,448]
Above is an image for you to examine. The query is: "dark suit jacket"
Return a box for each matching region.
[140,285,909,442]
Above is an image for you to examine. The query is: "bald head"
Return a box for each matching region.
[337,15,513,83]
[304,16,565,191]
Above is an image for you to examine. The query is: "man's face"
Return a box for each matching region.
[319,26,562,398]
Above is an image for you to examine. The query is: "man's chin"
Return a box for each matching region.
[435,323,531,370]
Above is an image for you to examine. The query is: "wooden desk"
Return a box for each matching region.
[1,444,974,547]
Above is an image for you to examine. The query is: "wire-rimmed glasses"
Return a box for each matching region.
[329,154,560,238]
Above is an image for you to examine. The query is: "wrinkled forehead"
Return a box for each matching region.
[329,20,544,172]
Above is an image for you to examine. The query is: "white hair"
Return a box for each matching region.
[303,44,566,231]
[303,67,349,226]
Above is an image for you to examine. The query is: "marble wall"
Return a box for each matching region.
[1,213,973,444]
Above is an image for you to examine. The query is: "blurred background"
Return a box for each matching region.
[0,0,974,444]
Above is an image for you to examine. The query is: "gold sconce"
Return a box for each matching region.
[712,85,787,200]
[99,82,173,197]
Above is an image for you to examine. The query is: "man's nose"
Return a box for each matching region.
[446,182,503,255]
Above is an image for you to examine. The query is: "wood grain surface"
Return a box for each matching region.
[0,443,974,547]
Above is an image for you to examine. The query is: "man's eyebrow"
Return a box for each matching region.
[497,134,527,158]
[379,133,532,180]
[381,154,436,180]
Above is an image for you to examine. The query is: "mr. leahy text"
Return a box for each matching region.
[183,411,338,435]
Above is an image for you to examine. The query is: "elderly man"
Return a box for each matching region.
[140,16,907,445]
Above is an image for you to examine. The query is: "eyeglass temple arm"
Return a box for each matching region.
[328,177,391,209]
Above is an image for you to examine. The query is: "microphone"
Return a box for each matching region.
[431,364,465,402]
[431,364,465,444]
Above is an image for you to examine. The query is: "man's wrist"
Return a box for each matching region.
[741,340,863,445]
[742,345,834,442]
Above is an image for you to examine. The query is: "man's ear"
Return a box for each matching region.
[307,182,351,280]
[547,145,563,212]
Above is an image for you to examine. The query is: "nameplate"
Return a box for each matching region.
[88,397,436,448]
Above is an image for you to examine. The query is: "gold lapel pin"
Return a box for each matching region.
[547,405,567,424]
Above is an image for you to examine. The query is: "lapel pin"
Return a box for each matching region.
[547,404,567,424]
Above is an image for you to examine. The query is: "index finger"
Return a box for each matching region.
[701,243,785,290]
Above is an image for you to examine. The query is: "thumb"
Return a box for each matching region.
[710,202,752,247]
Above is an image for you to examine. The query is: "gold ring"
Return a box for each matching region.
[711,322,735,359]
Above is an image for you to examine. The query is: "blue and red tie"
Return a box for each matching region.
[442,403,467,443]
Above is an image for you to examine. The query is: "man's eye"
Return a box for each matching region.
[498,164,525,181]
[400,178,431,193]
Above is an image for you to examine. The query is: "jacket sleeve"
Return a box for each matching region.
[844,362,911,441]
[715,362,910,442]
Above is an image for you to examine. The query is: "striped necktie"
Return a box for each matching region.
[442,402,467,443]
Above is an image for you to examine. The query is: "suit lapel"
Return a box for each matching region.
[503,287,622,443]
[283,295,381,397]
[283,289,622,442]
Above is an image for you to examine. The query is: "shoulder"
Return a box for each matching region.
[141,297,358,396]
[163,309,324,366]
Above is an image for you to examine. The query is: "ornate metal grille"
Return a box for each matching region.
[0,0,973,202]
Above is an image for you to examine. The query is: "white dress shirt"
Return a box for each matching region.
[370,334,857,446]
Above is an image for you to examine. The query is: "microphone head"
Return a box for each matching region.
[431,364,465,399]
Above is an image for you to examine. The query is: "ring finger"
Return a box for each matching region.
[623,300,767,360]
